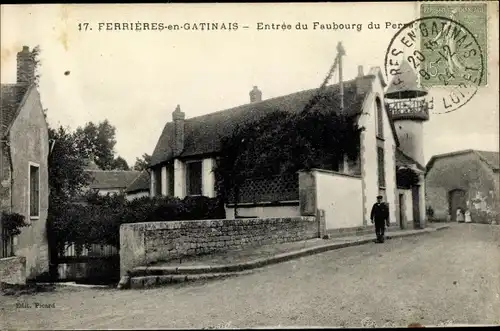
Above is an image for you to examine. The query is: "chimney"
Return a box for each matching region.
[172,105,185,156]
[249,86,262,103]
[17,46,35,85]
[356,65,371,95]
[357,65,364,77]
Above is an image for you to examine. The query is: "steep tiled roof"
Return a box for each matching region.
[125,170,150,193]
[396,149,425,171]
[152,78,372,167]
[426,149,500,173]
[85,170,141,190]
[1,84,29,136]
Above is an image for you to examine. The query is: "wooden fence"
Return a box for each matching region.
[55,242,120,284]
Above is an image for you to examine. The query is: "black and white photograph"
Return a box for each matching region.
[1,2,499,329]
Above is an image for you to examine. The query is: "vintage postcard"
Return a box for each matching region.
[1,2,499,329]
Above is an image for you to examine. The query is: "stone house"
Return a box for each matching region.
[125,170,150,200]
[83,169,141,197]
[425,149,500,224]
[0,46,50,282]
[148,65,426,231]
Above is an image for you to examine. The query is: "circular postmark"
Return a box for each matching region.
[384,16,484,115]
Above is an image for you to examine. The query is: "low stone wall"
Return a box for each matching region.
[120,216,318,276]
[0,256,27,285]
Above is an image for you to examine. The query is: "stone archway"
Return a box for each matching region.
[448,189,466,222]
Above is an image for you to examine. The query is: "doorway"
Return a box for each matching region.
[399,193,405,229]
[412,185,420,227]
[448,189,466,222]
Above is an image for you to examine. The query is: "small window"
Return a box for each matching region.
[29,164,40,218]
[186,161,202,196]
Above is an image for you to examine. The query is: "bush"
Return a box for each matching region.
[50,194,225,250]
[1,211,30,237]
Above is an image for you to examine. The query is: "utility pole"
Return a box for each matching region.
[302,41,346,114]
[337,42,346,113]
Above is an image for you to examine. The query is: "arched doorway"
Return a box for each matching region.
[448,189,466,222]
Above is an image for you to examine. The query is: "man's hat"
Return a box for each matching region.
[377,195,383,199]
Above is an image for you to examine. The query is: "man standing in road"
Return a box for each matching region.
[371,195,390,243]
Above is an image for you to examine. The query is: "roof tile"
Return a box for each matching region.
[151,79,367,166]
[1,84,29,136]
[85,170,141,190]
[125,170,150,193]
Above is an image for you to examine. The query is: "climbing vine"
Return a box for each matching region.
[214,93,364,204]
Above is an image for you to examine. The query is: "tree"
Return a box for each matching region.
[74,120,117,170]
[48,126,91,201]
[32,45,41,86]
[133,153,152,171]
[112,156,130,170]
[47,126,92,278]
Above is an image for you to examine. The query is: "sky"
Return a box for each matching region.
[1,3,498,167]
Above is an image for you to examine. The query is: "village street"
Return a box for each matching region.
[1,223,499,329]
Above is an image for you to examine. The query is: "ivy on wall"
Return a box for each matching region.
[214,94,364,206]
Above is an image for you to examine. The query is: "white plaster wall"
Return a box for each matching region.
[357,68,397,224]
[202,158,215,198]
[314,170,363,230]
[225,205,300,219]
[397,189,413,223]
[149,170,156,197]
[394,120,425,166]
[97,188,122,196]
[359,92,380,223]
[126,191,150,201]
[383,104,398,226]
[173,159,185,198]
[161,166,167,196]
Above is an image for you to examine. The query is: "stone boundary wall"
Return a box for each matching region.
[120,216,318,276]
[0,256,27,285]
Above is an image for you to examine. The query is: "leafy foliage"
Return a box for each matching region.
[31,45,41,86]
[111,156,130,170]
[214,94,363,203]
[51,194,225,250]
[133,153,152,171]
[1,212,29,237]
[74,120,117,170]
[48,126,92,201]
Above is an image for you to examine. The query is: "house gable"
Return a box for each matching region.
[426,150,499,174]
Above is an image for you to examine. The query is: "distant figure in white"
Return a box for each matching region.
[456,208,465,223]
[431,9,466,74]
[464,209,472,223]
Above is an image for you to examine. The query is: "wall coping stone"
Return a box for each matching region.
[308,168,362,179]
[120,216,317,231]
